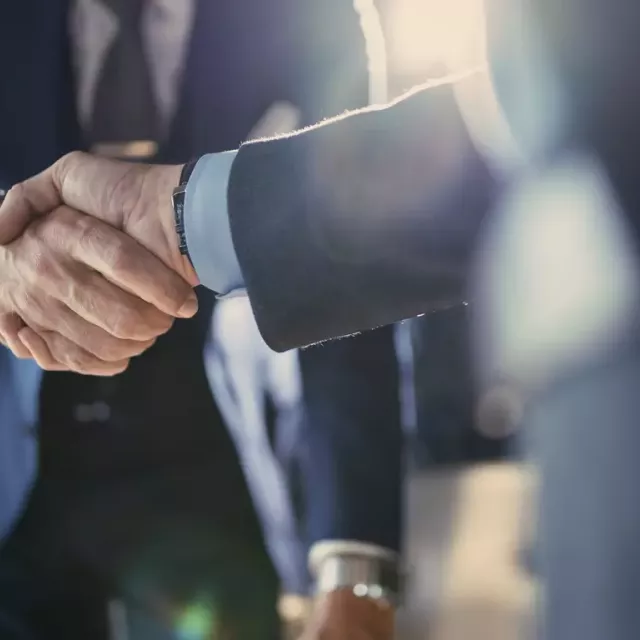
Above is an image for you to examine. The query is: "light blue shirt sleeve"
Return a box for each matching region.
[183,151,247,297]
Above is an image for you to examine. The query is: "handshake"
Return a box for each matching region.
[0,152,200,376]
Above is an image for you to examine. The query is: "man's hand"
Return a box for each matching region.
[0,206,198,375]
[299,591,395,640]
[0,151,197,286]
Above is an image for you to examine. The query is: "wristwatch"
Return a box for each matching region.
[171,159,199,262]
[311,543,403,608]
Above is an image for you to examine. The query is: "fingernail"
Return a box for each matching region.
[177,291,199,318]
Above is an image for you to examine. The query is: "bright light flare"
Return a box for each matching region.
[388,0,487,75]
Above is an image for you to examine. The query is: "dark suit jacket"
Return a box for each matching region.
[0,0,403,567]
[227,79,499,352]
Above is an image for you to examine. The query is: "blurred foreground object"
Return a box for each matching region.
[473,0,640,637]
[474,153,640,640]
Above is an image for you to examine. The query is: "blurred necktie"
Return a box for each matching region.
[90,0,160,158]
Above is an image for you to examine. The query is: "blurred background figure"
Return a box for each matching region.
[473,0,640,638]
[374,0,515,469]
[409,305,513,467]
[372,2,536,639]
[208,298,403,640]
[0,1,406,639]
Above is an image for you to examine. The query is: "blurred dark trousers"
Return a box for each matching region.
[0,479,109,640]
[410,305,512,467]
[0,470,282,640]
[0,301,281,640]
[534,340,640,640]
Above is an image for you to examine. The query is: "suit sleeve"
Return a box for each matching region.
[227,77,499,352]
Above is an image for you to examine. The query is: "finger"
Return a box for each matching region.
[60,268,176,341]
[25,299,156,362]
[16,251,176,341]
[2,159,198,318]
[0,313,32,359]
[32,207,198,319]
[19,328,130,376]
[0,164,64,245]
[68,214,199,318]
[15,328,68,372]
[0,151,130,246]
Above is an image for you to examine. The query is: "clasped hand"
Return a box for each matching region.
[0,152,197,375]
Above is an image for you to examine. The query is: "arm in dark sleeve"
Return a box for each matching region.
[227,77,499,352]
[297,325,403,552]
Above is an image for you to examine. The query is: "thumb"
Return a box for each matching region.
[0,162,63,244]
[0,151,131,245]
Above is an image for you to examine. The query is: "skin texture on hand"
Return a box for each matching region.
[0,153,199,374]
[300,590,395,640]
[0,152,198,286]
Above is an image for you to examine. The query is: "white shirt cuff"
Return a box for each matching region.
[183,150,246,296]
[309,540,399,575]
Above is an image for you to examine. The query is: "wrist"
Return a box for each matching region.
[141,164,199,286]
[312,542,401,598]
[310,589,395,639]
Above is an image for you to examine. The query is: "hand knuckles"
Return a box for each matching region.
[55,151,86,184]
[0,313,18,334]
[62,276,93,313]
[38,207,78,243]
[12,239,61,289]
[107,241,134,277]
[79,222,132,275]
[12,289,42,321]
[108,311,136,339]
[30,250,53,280]
[4,182,27,208]
[60,348,92,372]
[119,307,172,339]
[60,150,85,166]
[94,337,138,362]
[76,216,108,248]
[109,308,147,339]
[84,338,115,362]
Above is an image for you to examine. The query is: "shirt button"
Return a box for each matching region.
[93,401,112,423]
[74,404,95,424]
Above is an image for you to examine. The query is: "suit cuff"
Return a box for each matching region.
[183,151,246,296]
[309,540,399,575]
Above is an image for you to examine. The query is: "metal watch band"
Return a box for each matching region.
[315,554,402,607]
[172,159,200,260]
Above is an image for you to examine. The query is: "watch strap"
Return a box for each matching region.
[315,554,402,607]
[172,159,200,260]
[180,158,199,185]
